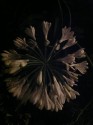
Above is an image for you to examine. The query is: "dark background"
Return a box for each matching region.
[0,0,93,125]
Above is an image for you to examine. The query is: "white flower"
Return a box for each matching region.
[1,21,88,111]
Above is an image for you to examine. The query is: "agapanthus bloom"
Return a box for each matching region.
[1,21,88,111]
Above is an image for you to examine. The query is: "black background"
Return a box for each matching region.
[0,0,93,125]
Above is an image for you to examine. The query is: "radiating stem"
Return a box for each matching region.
[47,41,59,61]
[27,45,43,61]
[49,46,63,60]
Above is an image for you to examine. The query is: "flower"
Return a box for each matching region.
[1,21,88,111]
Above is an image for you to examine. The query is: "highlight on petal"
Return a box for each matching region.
[37,70,43,85]
[55,43,60,50]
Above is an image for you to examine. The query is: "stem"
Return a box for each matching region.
[57,0,63,27]
[70,99,93,125]
[63,0,72,26]
[28,45,42,58]
[47,41,59,61]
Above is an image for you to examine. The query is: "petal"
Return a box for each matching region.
[59,26,74,43]
[42,21,51,43]
[58,54,75,64]
[62,37,77,49]
[72,61,88,74]
[30,86,43,104]
[25,26,36,40]
[63,75,76,86]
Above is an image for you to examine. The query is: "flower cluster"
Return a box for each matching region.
[1,21,88,111]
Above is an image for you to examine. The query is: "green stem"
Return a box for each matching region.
[47,41,59,61]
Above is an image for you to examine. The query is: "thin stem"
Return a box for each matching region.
[63,0,72,26]
[57,0,63,27]
[52,68,65,82]
[28,62,42,66]
[70,99,93,125]
[28,45,42,58]
[36,45,45,60]
[26,54,43,64]
[49,46,63,60]
[29,39,44,59]
[43,47,46,87]
[25,54,40,60]
[48,0,72,61]
[47,41,59,61]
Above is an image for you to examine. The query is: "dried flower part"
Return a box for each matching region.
[42,21,51,46]
[25,26,36,40]
[1,21,88,111]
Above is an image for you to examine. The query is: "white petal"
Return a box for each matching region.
[37,70,43,85]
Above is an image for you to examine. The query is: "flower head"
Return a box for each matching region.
[1,21,88,111]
